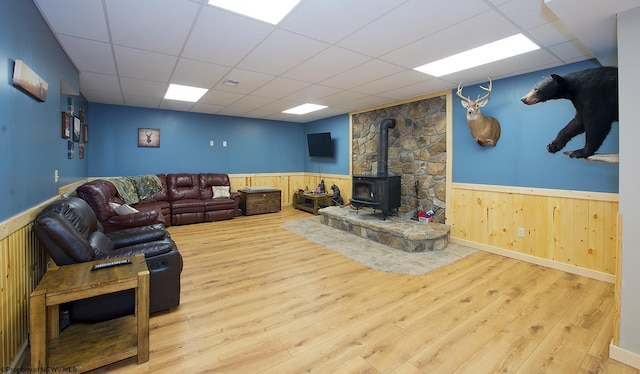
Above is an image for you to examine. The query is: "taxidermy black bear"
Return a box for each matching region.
[520,67,618,158]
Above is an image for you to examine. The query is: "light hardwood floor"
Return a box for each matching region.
[86,207,636,373]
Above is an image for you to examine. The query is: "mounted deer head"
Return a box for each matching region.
[456,78,501,146]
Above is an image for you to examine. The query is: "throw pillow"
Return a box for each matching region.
[212,186,230,199]
[109,202,139,215]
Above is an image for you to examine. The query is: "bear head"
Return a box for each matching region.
[520,74,569,105]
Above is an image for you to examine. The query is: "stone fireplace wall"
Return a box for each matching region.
[351,95,447,222]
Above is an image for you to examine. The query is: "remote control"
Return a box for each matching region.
[91,259,132,271]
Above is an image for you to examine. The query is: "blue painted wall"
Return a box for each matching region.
[304,114,350,175]
[0,0,82,222]
[88,104,309,176]
[452,59,619,193]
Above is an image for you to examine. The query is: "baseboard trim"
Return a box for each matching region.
[451,238,615,284]
[610,340,640,369]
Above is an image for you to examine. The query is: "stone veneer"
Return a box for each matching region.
[351,95,447,223]
[320,206,450,252]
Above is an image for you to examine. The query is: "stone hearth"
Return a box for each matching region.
[319,206,450,252]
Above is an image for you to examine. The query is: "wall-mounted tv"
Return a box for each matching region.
[307,132,334,158]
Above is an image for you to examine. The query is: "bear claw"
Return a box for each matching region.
[547,142,562,153]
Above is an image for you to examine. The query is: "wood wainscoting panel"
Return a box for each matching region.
[230,173,351,208]
[0,223,47,368]
[449,183,619,277]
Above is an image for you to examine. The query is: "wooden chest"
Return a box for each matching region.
[238,189,281,215]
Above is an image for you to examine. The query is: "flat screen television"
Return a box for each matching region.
[307,132,334,158]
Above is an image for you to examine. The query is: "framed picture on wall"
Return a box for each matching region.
[138,128,160,148]
[78,143,84,159]
[72,116,81,142]
[61,112,71,139]
[82,124,88,143]
[67,140,74,159]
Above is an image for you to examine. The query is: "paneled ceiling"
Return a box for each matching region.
[33,0,637,123]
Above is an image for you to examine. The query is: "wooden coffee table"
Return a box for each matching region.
[293,191,332,215]
[30,254,149,372]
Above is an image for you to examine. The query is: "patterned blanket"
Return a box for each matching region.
[109,175,162,205]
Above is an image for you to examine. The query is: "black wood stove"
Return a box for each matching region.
[350,118,401,218]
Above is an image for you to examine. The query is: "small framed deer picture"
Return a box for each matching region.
[138,128,160,148]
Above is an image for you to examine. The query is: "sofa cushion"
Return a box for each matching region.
[199,173,231,199]
[170,199,205,213]
[167,173,200,201]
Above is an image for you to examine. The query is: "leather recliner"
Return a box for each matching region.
[33,197,182,322]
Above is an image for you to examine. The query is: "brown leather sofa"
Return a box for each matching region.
[78,173,240,226]
[33,197,182,322]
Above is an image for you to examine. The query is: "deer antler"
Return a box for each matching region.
[477,78,492,102]
[456,82,471,103]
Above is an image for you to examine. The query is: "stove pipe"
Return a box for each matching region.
[377,118,396,176]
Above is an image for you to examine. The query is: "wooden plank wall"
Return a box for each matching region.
[448,183,619,280]
[0,207,49,368]
[229,173,351,207]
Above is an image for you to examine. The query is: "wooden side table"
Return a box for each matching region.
[293,192,332,215]
[30,254,150,372]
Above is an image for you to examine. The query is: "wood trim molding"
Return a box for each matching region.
[452,182,619,202]
[610,341,640,369]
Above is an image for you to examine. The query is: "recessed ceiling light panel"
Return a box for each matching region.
[282,103,328,115]
[414,33,540,77]
[208,0,301,25]
[164,83,208,102]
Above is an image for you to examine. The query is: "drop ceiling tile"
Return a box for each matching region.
[283,46,371,83]
[382,10,519,69]
[230,95,276,109]
[351,70,431,95]
[337,0,491,58]
[527,20,579,48]
[237,30,329,76]
[280,0,407,43]
[34,0,109,42]
[190,102,225,115]
[80,72,121,93]
[549,40,594,62]
[284,84,341,102]
[171,58,231,88]
[498,0,558,30]
[182,6,274,66]
[213,68,275,94]
[199,90,245,106]
[380,79,452,100]
[320,59,405,90]
[126,95,163,109]
[120,77,167,98]
[316,90,369,107]
[160,99,195,112]
[80,90,124,105]
[57,35,116,74]
[106,0,200,55]
[114,46,177,82]
[252,77,311,98]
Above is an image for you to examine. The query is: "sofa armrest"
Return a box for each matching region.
[106,223,168,248]
[106,210,161,229]
[95,239,176,259]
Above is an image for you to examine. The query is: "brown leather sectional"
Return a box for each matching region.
[77,173,240,229]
